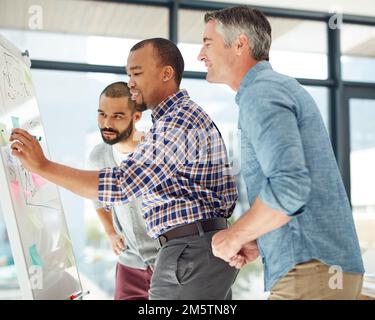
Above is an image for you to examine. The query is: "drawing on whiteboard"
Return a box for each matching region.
[2,52,31,102]
[3,148,59,211]
[0,66,5,114]
[19,166,37,198]
[19,166,37,197]
[23,119,41,131]
[19,166,60,211]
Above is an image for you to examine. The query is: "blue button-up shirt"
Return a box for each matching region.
[236,61,364,291]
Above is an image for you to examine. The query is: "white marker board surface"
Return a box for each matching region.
[0,33,83,300]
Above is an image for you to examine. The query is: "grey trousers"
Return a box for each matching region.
[149,230,239,300]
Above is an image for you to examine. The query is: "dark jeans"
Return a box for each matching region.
[149,230,239,300]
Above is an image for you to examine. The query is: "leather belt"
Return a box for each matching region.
[155,218,228,249]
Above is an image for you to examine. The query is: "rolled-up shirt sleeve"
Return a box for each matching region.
[242,89,312,217]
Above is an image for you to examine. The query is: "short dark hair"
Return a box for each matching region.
[130,38,184,86]
[100,81,138,113]
[204,6,271,61]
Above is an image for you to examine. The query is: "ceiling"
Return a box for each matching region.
[203,0,375,17]
[0,0,374,57]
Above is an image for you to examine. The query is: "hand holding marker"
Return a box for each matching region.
[32,135,42,141]
[10,116,42,143]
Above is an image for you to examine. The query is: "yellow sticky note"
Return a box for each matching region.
[57,233,75,268]
[0,122,7,146]
[0,132,6,147]
[66,249,75,268]
[57,232,72,247]
[27,213,43,229]
[62,232,72,245]
[24,68,32,85]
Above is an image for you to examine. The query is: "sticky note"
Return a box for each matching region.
[27,213,43,229]
[0,122,7,146]
[10,180,20,199]
[66,249,75,268]
[62,232,72,245]
[32,173,46,188]
[11,116,20,128]
[29,244,43,267]
[57,233,75,268]
[0,132,6,146]
[57,232,72,248]
[24,68,32,85]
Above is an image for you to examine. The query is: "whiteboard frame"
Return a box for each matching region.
[0,33,83,300]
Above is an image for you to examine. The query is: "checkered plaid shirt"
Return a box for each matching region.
[98,89,238,238]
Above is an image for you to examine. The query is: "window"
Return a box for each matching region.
[303,86,329,131]
[0,0,168,65]
[270,18,328,79]
[178,10,207,72]
[350,98,375,258]
[178,10,328,79]
[342,24,375,83]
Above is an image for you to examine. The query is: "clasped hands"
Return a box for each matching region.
[212,227,259,269]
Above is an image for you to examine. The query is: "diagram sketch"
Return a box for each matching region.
[0,76,5,114]
[2,52,31,102]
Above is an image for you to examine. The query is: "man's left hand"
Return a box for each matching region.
[211,228,243,262]
[228,241,259,269]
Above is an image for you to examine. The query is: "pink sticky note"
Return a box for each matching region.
[10,180,20,199]
[32,174,46,188]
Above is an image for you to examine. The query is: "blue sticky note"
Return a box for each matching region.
[29,244,43,267]
[11,116,20,128]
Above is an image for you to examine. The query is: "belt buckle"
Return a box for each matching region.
[156,235,167,249]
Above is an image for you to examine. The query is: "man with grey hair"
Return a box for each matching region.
[198,6,364,300]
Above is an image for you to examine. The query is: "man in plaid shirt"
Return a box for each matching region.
[11,38,243,299]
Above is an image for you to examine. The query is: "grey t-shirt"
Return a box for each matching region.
[88,143,158,269]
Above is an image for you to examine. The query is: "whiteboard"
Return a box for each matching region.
[0,34,83,300]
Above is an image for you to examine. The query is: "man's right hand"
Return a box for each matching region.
[228,240,259,269]
[107,232,126,255]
